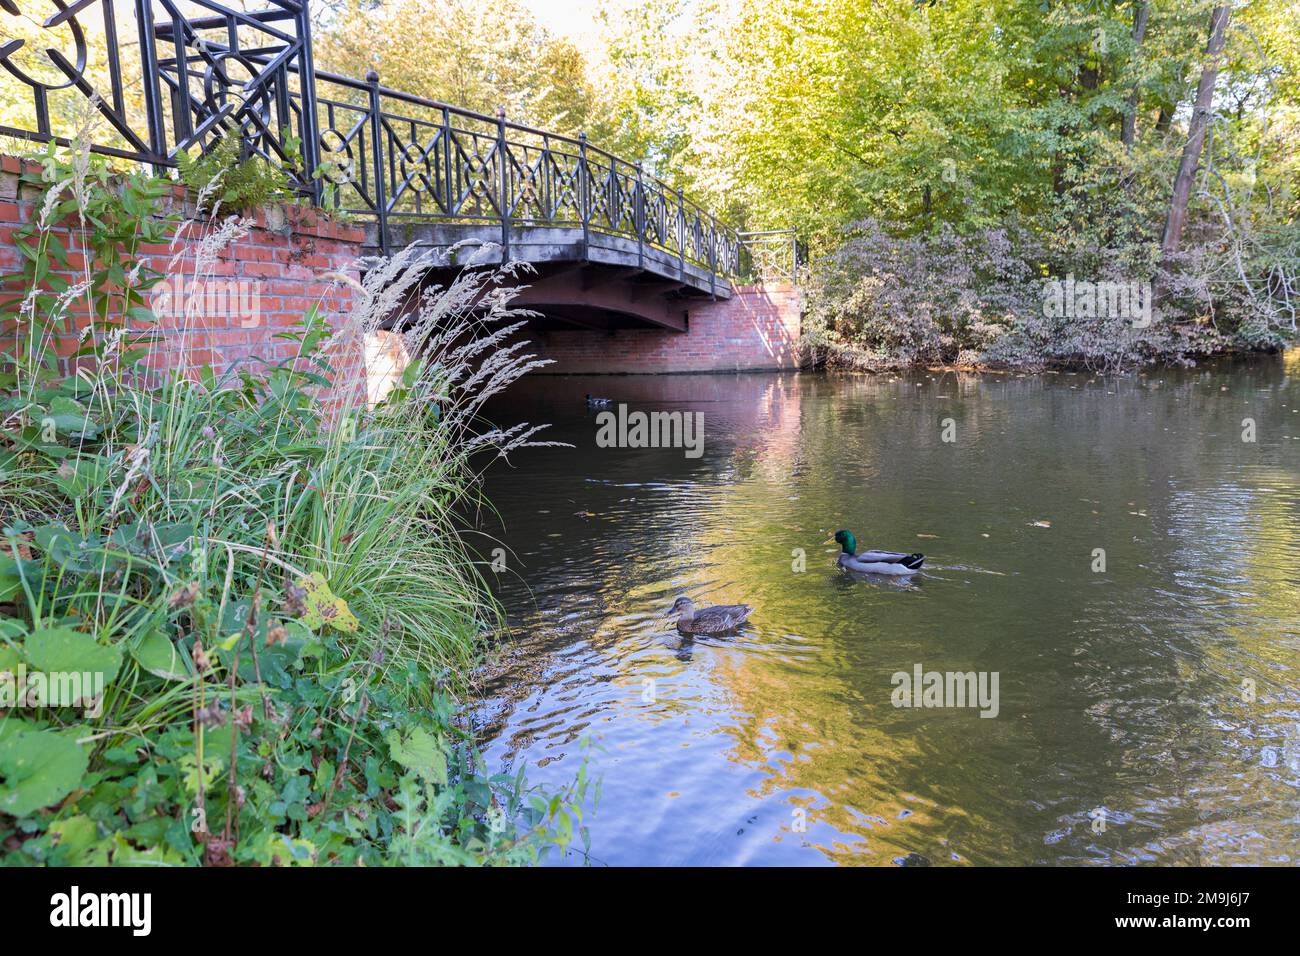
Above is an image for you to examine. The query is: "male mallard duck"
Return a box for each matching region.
[586,393,613,408]
[834,529,924,575]
[667,596,753,635]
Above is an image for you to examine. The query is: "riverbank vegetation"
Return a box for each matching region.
[314,0,1299,371]
[0,139,588,864]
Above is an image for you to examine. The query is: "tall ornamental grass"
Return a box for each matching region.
[0,129,589,866]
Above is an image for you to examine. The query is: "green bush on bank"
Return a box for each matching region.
[0,141,588,866]
[803,213,1297,375]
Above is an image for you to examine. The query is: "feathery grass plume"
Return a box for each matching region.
[295,241,569,674]
[0,142,589,863]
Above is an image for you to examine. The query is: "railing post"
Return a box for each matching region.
[676,186,686,276]
[365,70,389,255]
[294,0,323,203]
[440,105,454,215]
[577,132,590,260]
[708,221,717,298]
[134,0,167,170]
[634,161,645,270]
[497,107,511,260]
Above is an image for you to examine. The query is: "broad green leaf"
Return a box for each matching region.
[130,631,191,681]
[0,552,21,602]
[0,727,88,816]
[47,815,110,865]
[178,751,225,796]
[46,396,100,439]
[24,626,123,690]
[108,521,195,564]
[52,455,112,498]
[386,727,448,785]
[250,833,316,867]
[109,832,184,866]
[33,525,98,572]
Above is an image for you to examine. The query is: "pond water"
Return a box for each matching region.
[473,354,1300,865]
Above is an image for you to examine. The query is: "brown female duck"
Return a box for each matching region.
[667,596,753,635]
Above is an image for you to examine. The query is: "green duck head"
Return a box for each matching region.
[834,529,857,556]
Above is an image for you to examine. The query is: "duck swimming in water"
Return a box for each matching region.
[667,596,753,635]
[834,529,924,575]
[586,393,613,408]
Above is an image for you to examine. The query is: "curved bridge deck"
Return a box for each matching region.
[374,222,730,301]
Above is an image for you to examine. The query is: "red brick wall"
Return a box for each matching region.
[523,282,803,373]
[0,154,365,396]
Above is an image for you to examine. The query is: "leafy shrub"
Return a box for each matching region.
[803,219,1041,368]
[176,134,298,214]
[805,215,1297,374]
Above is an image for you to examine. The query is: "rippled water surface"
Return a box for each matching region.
[473,355,1300,865]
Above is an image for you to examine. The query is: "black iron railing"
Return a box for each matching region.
[735,229,804,283]
[0,0,796,282]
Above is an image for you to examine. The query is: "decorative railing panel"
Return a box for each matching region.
[1,0,796,283]
[2,0,322,190]
[737,229,803,283]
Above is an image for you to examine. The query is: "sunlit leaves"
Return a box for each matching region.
[294,572,360,633]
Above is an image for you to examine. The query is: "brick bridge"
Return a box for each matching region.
[0,0,802,374]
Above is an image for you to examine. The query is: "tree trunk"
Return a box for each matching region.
[1160,5,1231,261]
[1121,2,1150,147]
